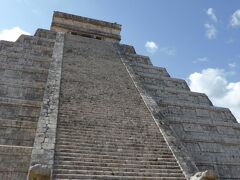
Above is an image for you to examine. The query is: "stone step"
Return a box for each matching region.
[56,139,168,152]
[53,165,181,175]
[56,123,161,134]
[57,132,165,144]
[55,142,170,153]
[129,62,170,77]
[57,126,163,135]
[144,84,212,106]
[55,155,177,164]
[53,169,183,177]
[56,139,170,150]
[55,145,171,156]
[55,152,174,161]
[158,101,236,123]
[53,174,185,180]
[55,148,172,157]
[58,109,155,121]
[16,34,55,48]
[57,128,162,138]
[57,116,156,127]
[54,158,179,167]
[124,53,152,65]
[57,117,157,128]
[0,53,50,70]
[57,129,162,140]
[55,152,174,159]
[34,28,57,40]
[56,128,163,140]
[57,120,157,130]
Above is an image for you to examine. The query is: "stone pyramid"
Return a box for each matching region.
[0,11,239,180]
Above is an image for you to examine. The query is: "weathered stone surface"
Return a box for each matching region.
[0,18,55,179]
[28,32,64,179]
[121,32,239,179]
[0,11,239,180]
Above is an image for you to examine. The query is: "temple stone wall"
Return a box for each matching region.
[51,11,121,42]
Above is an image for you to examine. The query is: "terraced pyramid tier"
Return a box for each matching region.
[0,31,56,180]
[120,44,239,180]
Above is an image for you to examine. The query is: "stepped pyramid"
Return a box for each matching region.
[0,11,239,180]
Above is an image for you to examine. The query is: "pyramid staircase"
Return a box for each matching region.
[52,34,186,179]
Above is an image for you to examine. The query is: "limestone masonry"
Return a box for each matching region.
[0,11,239,180]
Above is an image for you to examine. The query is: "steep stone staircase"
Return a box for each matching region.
[0,30,55,180]
[52,34,186,179]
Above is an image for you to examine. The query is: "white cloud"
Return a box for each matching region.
[193,57,209,63]
[228,62,237,68]
[188,68,240,121]
[145,41,158,53]
[230,9,240,27]
[145,41,175,56]
[0,27,30,42]
[207,8,218,22]
[204,23,217,39]
[159,47,176,56]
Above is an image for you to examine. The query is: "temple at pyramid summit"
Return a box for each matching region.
[0,11,240,180]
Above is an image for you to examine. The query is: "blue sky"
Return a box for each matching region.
[0,0,240,120]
